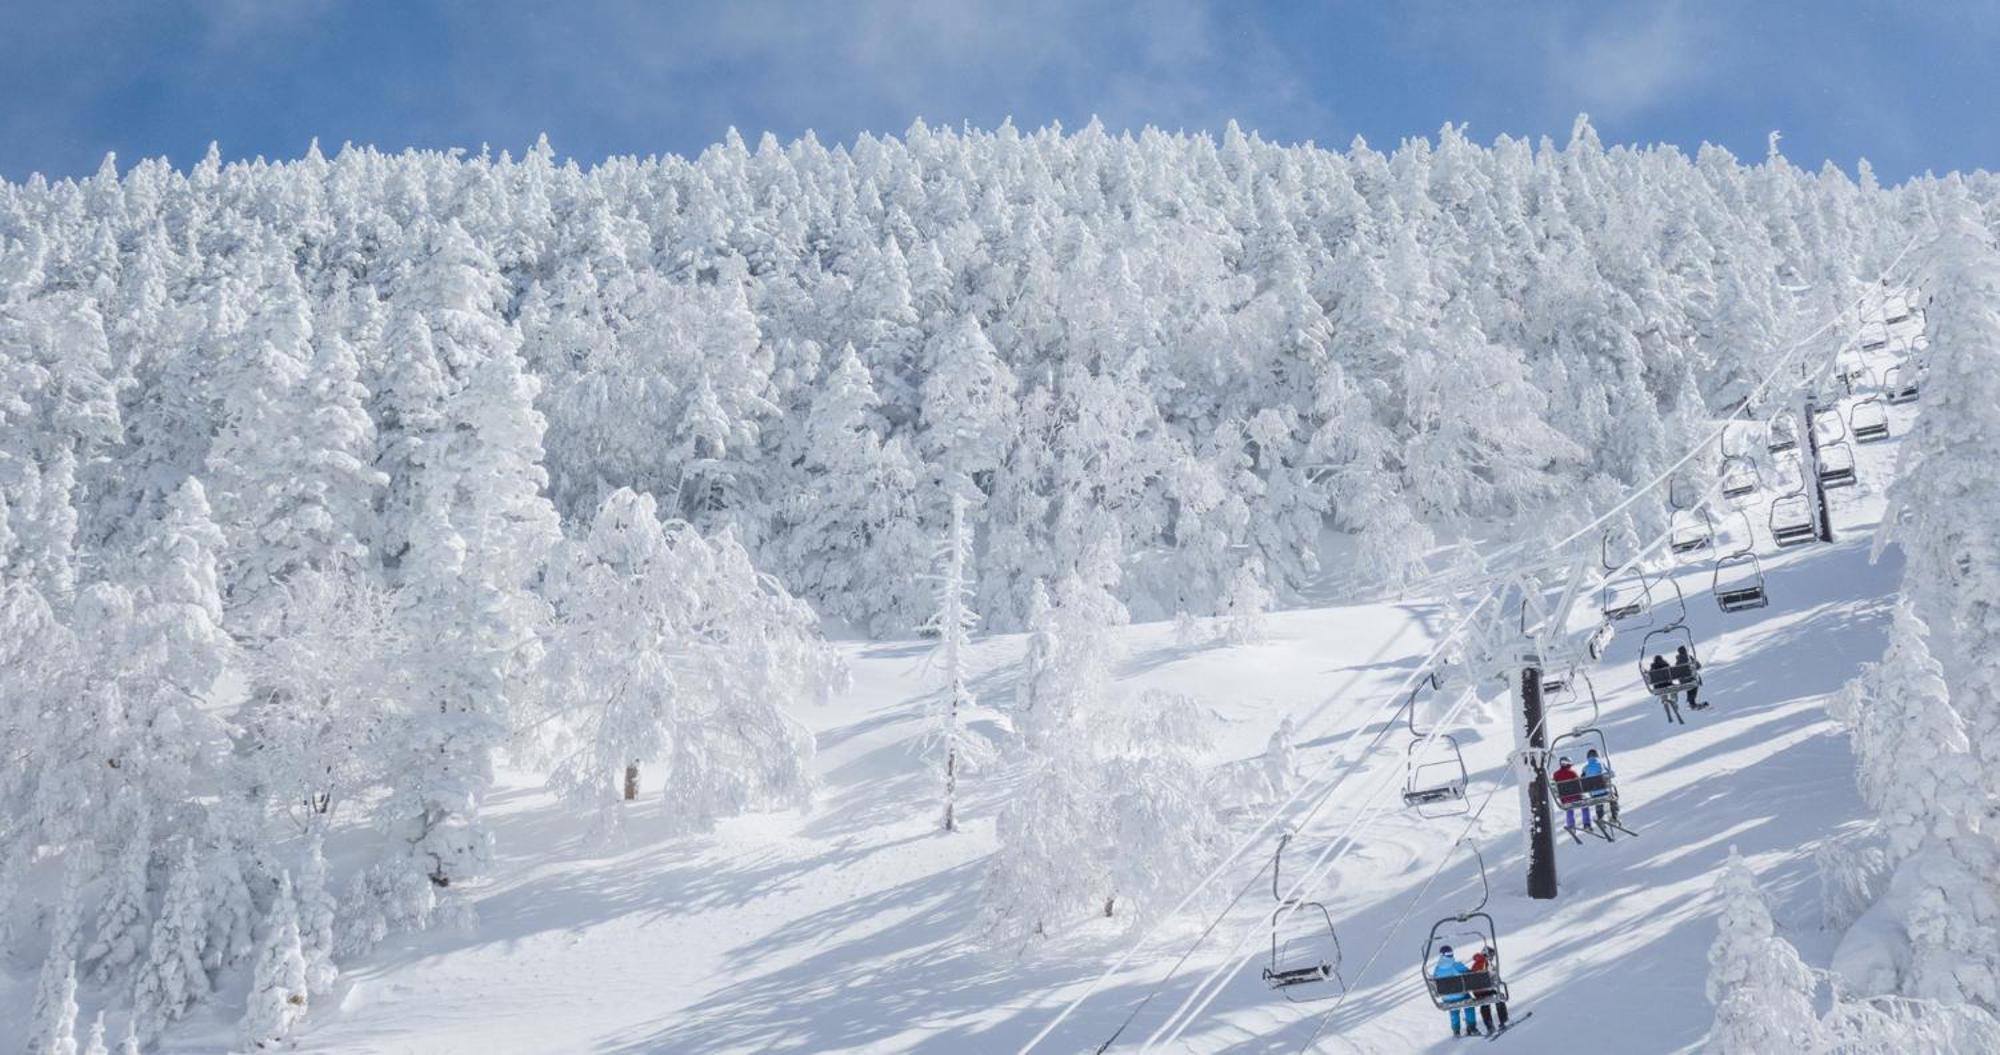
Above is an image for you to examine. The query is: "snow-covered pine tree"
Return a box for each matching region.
[28,860,86,1055]
[26,952,80,1055]
[82,793,152,982]
[380,319,560,899]
[921,492,987,832]
[132,839,212,1041]
[241,872,310,1049]
[81,1014,108,1055]
[1705,847,1820,1053]
[297,830,340,996]
[778,343,928,633]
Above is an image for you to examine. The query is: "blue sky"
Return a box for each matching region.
[1,1,1993,184]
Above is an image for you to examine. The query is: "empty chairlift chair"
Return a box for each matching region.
[1713,553,1769,612]
[1720,456,1760,500]
[1401,674,1470,818]
[1818,442,1858,489]
[1598,534,1653,624]
[1886,362,1921,405]
[1261,834,1344,1001]
[1669,507,1715,561]
[1770,492,1817,548]
[1850,398,1890,443]
[1766,412,1799,454]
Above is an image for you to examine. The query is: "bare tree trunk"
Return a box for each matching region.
[943,747,957,832]
[623,762,640,801]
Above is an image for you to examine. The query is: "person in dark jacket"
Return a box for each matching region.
[1649,655,1684,724]
[1470,947,1509,1034]
[1677,645,1707,709]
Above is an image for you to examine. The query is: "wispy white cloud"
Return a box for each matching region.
[1546,3,1715,120]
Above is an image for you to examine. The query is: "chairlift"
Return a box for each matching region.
[1598,534,1652,624]
[1420,841,1509,1014]
[1639,625,1702,702]
[1720,455,1760,500]
[1766,411,1799,454]
[1261,833,1344,1001]
[1669,507,1715,561]
[1818,442,1857,489]
[1885,362,1921,405]
[1850,398,1890,443]
[1712,510,1768,613]
[1549,727,1630,840]
[1401,673,1470,818]
[1813,407,1849,445]
[1713,553,1769,613]
[1770,491,1817,548]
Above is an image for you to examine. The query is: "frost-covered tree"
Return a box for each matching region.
[981,569,1217,940]
[241,872,310,1049]
[132,839,212,1041]
[28,863,85,1055]
[297,830,340,996]
[82,794,152,982]
[1705,847,1820,1053]
[542,488,840,830]
[921,493,987,832]
[27,953,80,1055]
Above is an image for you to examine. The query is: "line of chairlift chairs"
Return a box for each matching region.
[1262,336,1925,1015]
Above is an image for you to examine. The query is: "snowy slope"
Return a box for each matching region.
[216,372,1921,1055]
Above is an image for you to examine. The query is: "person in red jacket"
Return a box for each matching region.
[1551,756,1590,832]
[1469,947,1510,1034]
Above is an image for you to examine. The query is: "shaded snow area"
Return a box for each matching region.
[201,401,1913,1054]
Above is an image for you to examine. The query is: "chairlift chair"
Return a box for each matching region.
[1669,507,1715,561]
[1402,674,1471,818]
[1549,727,1622,825]
[1769,492,1817,548]
[1813,407,1849,445]
[1713,553,1770,613]
[1420,841,1509,1013]
[1262,834,1345,1000]
[1598,536,1653,625]
[1720,456,1760,501]
[1885,362,1921,405]
[1766,412,1799,454]
[1639,625,1703,700]
[1818,442,1857,489]
[1850,398,1890,443]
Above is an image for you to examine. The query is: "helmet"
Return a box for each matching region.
[1439,945,1454,957]
[1557,756,1572,767]
[1587,749,1600,758]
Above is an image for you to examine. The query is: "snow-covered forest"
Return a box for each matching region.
[2,117,1999,1050]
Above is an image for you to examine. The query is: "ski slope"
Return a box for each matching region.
[146,288,1918,1054]
[214,355,1920,1055]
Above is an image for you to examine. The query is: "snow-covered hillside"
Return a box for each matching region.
[97,349,1924,1053]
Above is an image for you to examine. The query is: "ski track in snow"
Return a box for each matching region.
[128,372,1914,1054]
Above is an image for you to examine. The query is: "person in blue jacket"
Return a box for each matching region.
[1433,945,1480,1037]
[1580,748,1618,825]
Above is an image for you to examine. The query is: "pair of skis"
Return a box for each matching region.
[1460,1010,1533,1041]
[1562,818,1637,843]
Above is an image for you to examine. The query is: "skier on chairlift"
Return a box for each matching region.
[1432,944,1480,1037]
[1582,748,1618,825]
[1470,947,1510,1035]
[1550,756,1591,833]
[1648,654,1683,722]
[1677,645,1707,710]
